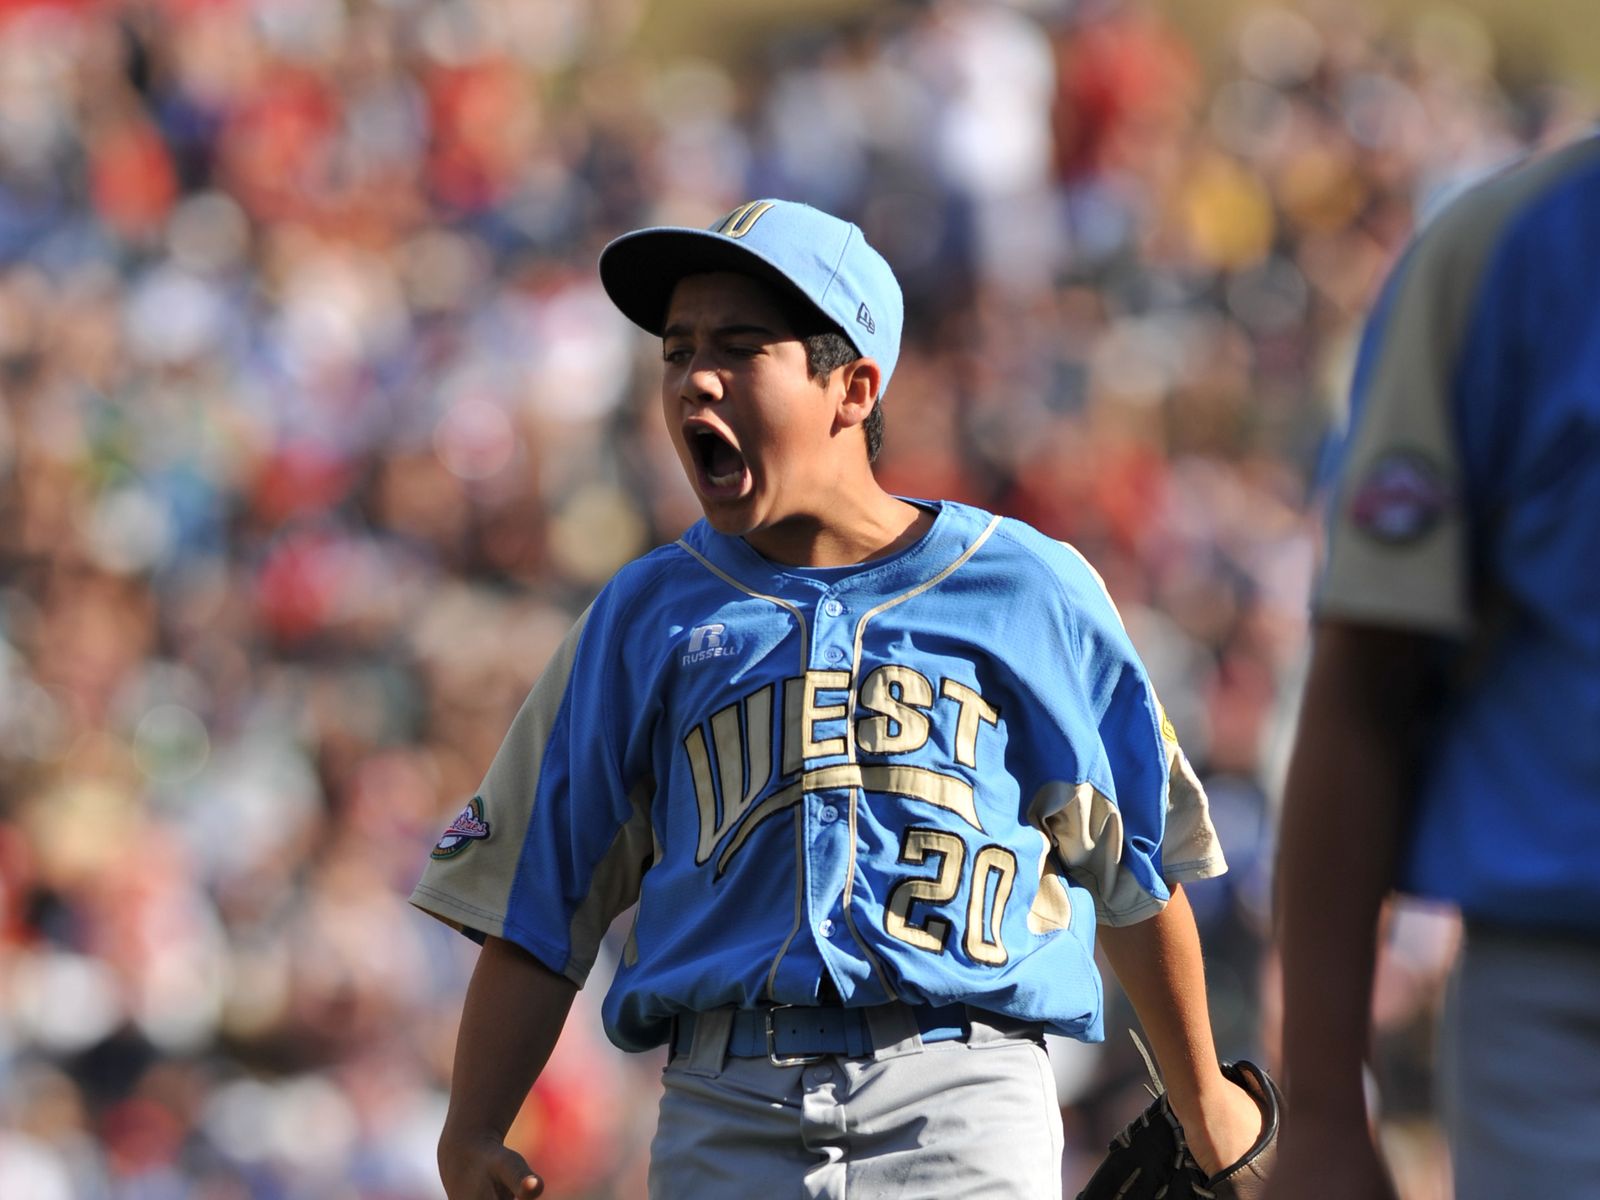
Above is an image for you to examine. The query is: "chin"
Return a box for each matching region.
[699,504,759,538]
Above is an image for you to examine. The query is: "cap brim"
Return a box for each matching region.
[599,227,840,339]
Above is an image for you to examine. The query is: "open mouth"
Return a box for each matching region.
[689,426,748,493]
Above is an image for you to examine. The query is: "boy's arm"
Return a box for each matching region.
[438,936,580,1200]
[1097,883,1262,1176]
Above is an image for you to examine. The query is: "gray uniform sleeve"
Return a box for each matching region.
[1319,148,1585,633]
[409,601,655,988]
[408,607,593,949]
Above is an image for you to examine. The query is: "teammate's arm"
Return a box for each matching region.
[438,936,579,1200]
[1097,883,1263,1176]
[1261,620,1430,1200]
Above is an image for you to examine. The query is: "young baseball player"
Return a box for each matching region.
[414,199,1275,1199]
[1268,134,1600,1200]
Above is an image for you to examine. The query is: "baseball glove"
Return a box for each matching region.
[1075,1049,1281,1200]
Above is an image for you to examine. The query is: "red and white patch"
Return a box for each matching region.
[432,797,491,859]
[1349,450,1452,543]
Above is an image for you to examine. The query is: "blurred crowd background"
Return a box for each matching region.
[0,0,1590,1196]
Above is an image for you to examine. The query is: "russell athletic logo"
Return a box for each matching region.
[431,797,491,859]
[682,623,738,667]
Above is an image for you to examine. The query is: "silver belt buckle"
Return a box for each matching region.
[765,1004,826,1067]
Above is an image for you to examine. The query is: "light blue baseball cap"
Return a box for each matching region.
[599,199,904,395]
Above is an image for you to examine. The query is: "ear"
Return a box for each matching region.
[832,357,881,433]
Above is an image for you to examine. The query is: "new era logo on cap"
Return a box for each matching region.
[597,199,904,396]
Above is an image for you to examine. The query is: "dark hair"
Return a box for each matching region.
[802,329,884,463]
[765,283,883,463]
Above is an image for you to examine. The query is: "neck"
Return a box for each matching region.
[744,488,933,568]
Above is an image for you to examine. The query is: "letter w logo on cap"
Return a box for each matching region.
[715,200,774,238]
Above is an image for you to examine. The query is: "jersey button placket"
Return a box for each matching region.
[808,598,854,977]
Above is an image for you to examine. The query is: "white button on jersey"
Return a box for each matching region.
[819,805,839,824]
[823,598,844,617]
[824,646,844,664]
[818,919,835,938]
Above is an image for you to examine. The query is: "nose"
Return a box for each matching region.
[681,353,723,404]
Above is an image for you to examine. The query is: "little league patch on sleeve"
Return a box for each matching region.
[1348,449,1453,543]
[432,797,491,859]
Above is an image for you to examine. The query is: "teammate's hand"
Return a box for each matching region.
[438,1131,545,1200]
[1259,1117,1399,1200]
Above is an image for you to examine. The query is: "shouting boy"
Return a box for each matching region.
[413,200,1275,1199]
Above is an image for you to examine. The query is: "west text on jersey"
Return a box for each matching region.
[682,665,1000,875]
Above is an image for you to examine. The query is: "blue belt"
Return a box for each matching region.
[674,1002,972,1066]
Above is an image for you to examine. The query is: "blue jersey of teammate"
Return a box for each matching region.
[412,499,1224,1051]
[1319,133,1600,932]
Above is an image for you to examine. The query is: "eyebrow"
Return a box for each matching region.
[660,322,783,341]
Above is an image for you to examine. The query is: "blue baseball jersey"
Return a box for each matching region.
[412,500,1224,1051]
[1318,133,1600,931]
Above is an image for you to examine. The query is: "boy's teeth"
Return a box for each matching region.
[709,469,742,487]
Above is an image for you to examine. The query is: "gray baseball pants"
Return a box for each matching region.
[648,1005,1065,1199]
[1439,922,1600,1199]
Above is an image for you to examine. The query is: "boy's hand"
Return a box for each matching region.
[1076,1059,1281,1200]
[439,1132,545,1199]
[1170,1068,1269,1178]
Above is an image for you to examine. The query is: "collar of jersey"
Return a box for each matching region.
[681,498,989,598]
